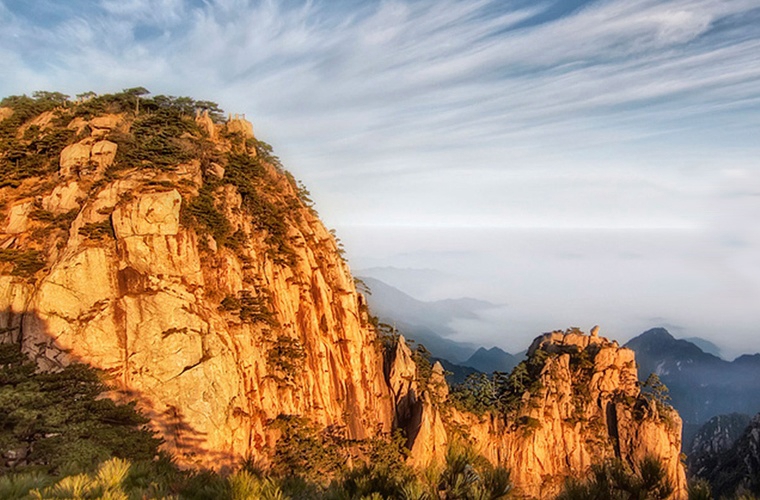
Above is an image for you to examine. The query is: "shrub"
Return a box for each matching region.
[268,416,348,485]
[220,290,278,326]
[0,248,46,277]
[78,219,115,241]
[267,336,306,384]
[556,456,673,500]
[0,344,162,477]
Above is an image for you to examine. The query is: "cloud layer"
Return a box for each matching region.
[2,0,759,352]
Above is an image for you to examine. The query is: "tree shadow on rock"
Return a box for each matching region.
[0,307,238,474]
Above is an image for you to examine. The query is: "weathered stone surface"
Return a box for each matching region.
[18,111,56,136]
[207,162,225,179]
[59,139,117,177]
[408,392,447,468]
[195,110,217,140]
[89,114,123,137]
[67,116,88,134]
[388,335,418,424]
[226,116,255,138]
[41,181,85,213]
[91,140,117,169]
[0,276,31,343]
[429,361,449,401]
[112,190,182,238]
[3,201,33,234]
[59,141,93,177]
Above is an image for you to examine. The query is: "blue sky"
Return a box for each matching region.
[2,0,760,355]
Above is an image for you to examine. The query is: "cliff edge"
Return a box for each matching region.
[1,92,686,498]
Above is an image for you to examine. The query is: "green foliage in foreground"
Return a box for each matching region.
[0,344,162,477]
[0,343,513,499]
[0,441,512,500]
[556,456,673,500]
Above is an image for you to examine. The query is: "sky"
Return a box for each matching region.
[2,0,759,358]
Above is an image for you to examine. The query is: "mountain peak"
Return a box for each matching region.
[639,327,675,341]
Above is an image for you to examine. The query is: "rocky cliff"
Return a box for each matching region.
[0,93,392,470]
[692,413,760,497]
[1,92,686,498]
[390,329,687,498]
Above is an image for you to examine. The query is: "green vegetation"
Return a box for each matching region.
[220,290,278,326]
[641,374,671,411]
[29,207,79,232]
[78,219,115,241]
[436,442,512,500]
[0,344,161,476]
[181,182,233,248]
[449,349,546,418]
[180,148,297,264]
[266,336,306,385]
[556,456,673,500]
[1,87,305,266]
[0,109,76,188]
[0,249,46,278]
[0,88,225,187]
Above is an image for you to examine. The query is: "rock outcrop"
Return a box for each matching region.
[693,413,760,497]
[1,98,392,470]
[0,94,688,498]
[404,329,687,498]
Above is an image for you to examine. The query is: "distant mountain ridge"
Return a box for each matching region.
[625,328,760,437]
[684,336,723,358]
[359,276,489,363]
[462,346,520,374]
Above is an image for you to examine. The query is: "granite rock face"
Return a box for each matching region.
[404,330,687,499]
[1,106,392,470]
[0,99,687,498]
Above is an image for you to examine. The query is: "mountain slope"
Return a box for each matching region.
[625,328,760,430]
[1,92,688,498]
[359,276,483,362]
[462,346,520,373]
[0,91,392,469]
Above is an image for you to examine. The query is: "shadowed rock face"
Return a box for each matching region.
[690,413,760,497]
[1,99,686,498]
[688,413,751,477]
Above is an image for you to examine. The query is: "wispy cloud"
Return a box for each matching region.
[2,0,759,227]
[2,0,759,351]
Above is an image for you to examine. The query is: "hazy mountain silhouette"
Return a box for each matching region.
[359,276,491,363]
[357,267,456,301]
[684,336,723,358]
[625,328,760,443]
[462,346,520,374]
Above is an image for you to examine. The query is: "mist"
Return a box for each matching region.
[340,225,759,359]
